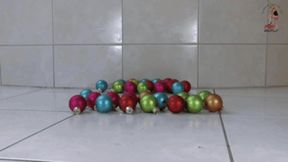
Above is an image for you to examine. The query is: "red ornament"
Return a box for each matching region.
[107,91,120,109]
[119,94,137,113]
[145,80,154,91]
[124,81,137,94]
[181,80,191,93]
[86,92,101,110]
[165,79,177,93]
[167,95,185,113]
[69,95,87,114]
[124,92,139,103]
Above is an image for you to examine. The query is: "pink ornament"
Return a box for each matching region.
[69,95,87,114]
[154,82,166,92]
[107,91,120,108]
[124,81,137,94]
[87,92,101,110]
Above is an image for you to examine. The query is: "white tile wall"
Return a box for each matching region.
[0,0,52,45]
[53,0,122,44]
[54,46,122,88]
[0,46,53,87]
[123,0,198,43]
[199,0,267,44]
[199,45,266,88]
[267,45,288,86]
[0,0,287,88]
[123,45,198,86]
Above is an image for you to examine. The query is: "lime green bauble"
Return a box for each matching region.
[197,90,211,101]
[186,95,204,113]
[137,82,149,94]
[112,80,124,93]
[177,92,189,100]
[140,95,158,113]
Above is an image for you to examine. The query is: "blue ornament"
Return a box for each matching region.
[172,82,184,94]
[96,80,108,92]
[80,89,92,99]
[153,92,168,110]
[140,79,149,83]
[96,94,113,113]
[152,79,160,84]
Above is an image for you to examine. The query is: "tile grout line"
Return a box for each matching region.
[0,89,43,101]
[121,0,124,79]
[264,25,268,87]
[0,157,56,162]
[0,115,74,152]
[51,0,56,88]
[0,63,2,86]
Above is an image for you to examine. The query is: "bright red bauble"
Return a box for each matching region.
[107,91,120,108]
[167,95,185,113]
[145,80,154,92]
[86,92,101,110]
[181,80,191,93]
[119,94,137,112]
[69,95,87,113]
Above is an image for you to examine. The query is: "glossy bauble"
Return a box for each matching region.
[165,79,177,93]
[107,91,120,108]
[186,95,204,113]
[177,92,189,100]
[154,81,166,92]
[112,80,124,93]
[152,79,161,84]
[197,90,211,102]
[129,79,139,86]
[124,81,137,94]
[167,95,185,113]
[139,91,151,99]
[181,80,191,93]
[96,94,113,113]
[140,95,158,113]
[80,89,92,99]
[153,92,168,110]
[96,80,108,92]
[172,82,184,94]
[69,95,87,114]
[86,92,101,110]
[119,94,137,114]
[145,80,154,92]
[205,94,223,112]
[137,82,149,94]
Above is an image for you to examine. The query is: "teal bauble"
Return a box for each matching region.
[153,92,168,110]
[96,94,113,113]
[172,82,184,94]
[96,80,108,92]
[80,89,92,99]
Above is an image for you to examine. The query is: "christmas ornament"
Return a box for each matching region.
[137,82,149,94]
[172,82,184,94]
[125,92,139,103]
[86,92,101,110]
[96,94,113,113]
[154,81,166,93]
[186,95,204,113]
[112,80,124,93]
[139,91,151,98]
[129,79,139,86]
[165,79,177,93]
[177,92,189,100]
[181,80,191,93]
[197,90,211,102]
[153,92,168,111]
[205,94,223,112]
[124,81,137,94]
[107,91,120,108]
[69,95,87,114]
[145,80,154,91]
[80,89,92,99]
[152,79,160,84]
[140,95,159,113]
[263,0,281,32]
[96,80,108,92]
[140,79,148,83]
[119,94,137,114]
[167,95,185,113]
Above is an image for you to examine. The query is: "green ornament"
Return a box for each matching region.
[140,95,158,113]
[186,95,204,113]
[137,82,148,94]
[130,79,139,86]
[177,92,189,100]
[197,90,211,101]
[112,80,124,93]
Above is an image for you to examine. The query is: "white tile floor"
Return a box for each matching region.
[0,86,287,162]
